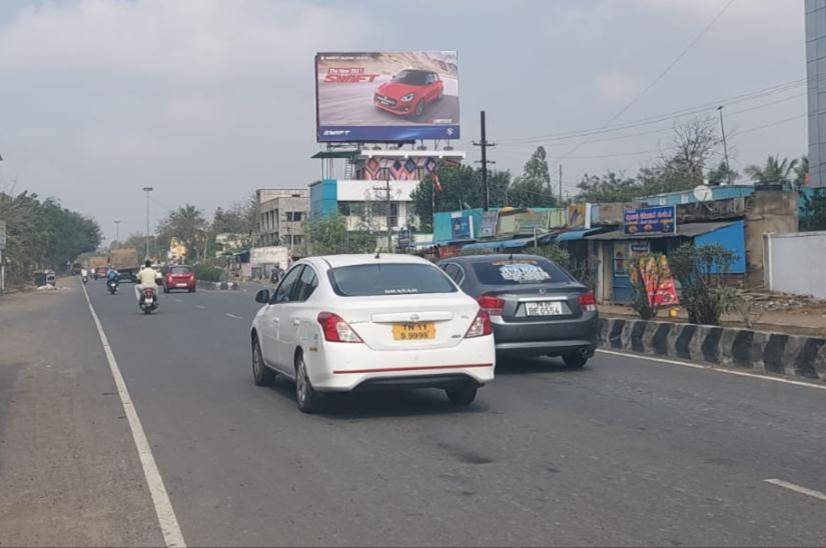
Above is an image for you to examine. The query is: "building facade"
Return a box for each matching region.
[806,0,826,188]
[257,189,309,257]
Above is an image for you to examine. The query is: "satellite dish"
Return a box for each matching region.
[693,184,713,202]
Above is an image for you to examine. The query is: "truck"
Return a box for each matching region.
[109,248,140,283]
[88,256,109,280]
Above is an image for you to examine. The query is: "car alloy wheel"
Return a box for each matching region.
[252,338,275,386]
[295,355,318,413]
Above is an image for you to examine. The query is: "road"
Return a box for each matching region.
[2,278,826,546]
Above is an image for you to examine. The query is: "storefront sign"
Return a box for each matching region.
[623,205,676,235]
[629,241,650,257]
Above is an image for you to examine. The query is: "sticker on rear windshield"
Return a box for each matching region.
[498,263,550,283]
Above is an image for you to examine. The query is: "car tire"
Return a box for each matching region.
[414,100,425,117]
[189,287,196,293]
[295,353,319,414]
[446,384,477,405]
[562,352,588,369]
[251,337,275,386]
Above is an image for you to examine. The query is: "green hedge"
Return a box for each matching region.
[192,263,224,282]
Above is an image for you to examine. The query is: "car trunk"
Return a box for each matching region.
[168,271,192,285]
[335,294,478,351]
[481,282,588,322]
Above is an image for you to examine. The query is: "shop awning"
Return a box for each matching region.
[556,228,605,241]
[583,221,736,241]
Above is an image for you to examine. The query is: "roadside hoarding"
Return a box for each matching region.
[450,216,474,241]
[479,211,499,238]
[316,51,460,142]
[623,205,676,235]
[567,203,592,229]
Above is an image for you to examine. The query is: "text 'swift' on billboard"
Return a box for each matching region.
[315,51,460,142]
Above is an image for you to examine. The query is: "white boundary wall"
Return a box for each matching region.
[763,231,826,299]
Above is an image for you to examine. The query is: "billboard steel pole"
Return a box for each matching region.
[473,111,495,211]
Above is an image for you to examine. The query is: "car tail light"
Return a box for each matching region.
[317,312,363,343]
[477,294,505,316]
[578,291,597,312]
[465,309,492,338]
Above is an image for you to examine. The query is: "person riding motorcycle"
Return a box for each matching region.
[107,267,119,291]
[134,260,159,304]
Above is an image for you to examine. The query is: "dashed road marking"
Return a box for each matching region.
[194,305,206,309]
[81,282,186,547]
[764,478,826,502]
[174,298,182,303]
[225,313,242,320]
[596,349,826,391]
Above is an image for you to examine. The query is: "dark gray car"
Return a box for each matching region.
[438,254,598,368]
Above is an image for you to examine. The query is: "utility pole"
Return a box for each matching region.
[558,164,563,205]
[114,220,121,245]
[142,187,153,260]
[373,180,394,252]
[473,111,496,211]
[717,106,731,185]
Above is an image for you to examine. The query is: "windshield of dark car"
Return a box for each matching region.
[329,263,456,296]
[170,266,190,274]
[471,258,572,285]
[392,70,430,85]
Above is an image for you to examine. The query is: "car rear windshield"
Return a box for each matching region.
[329,264,456,297]
[393,70,430,85]
[471,258,571,285]
[170,266,190,274]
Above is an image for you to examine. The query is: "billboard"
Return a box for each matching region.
[450,216,474,241]
[316,51,460,142]
[623,205,676,235]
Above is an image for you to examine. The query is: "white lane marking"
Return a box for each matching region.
[225,313,242,320]
[81,283,186,547]
[174,298,182,303]
[596,349,826,392]
[194,305,206,309]
[764,478,826,502]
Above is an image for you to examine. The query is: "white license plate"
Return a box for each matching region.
[524,301,564,316]
[176,283,187,287]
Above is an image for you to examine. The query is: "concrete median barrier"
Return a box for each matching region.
[598,317,826,382]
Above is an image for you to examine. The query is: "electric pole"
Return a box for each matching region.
[373,180,394,253]
[473,111,496,211]
[558,164,563,205]
[717,106,731,185]
[142,187,153,260]
[114,220,121,246]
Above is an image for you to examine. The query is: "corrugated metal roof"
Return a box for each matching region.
[584,221,736,241]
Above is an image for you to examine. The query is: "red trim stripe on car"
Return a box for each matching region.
[333,363,493,375]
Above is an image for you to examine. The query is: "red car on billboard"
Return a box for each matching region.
[374,69,443,118]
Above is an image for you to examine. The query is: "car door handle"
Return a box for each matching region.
[292,319,301,326]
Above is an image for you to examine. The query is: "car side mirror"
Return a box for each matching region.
[255,289,270,304]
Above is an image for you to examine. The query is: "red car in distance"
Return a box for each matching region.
[163,265,196,293]
[374,69,443,118]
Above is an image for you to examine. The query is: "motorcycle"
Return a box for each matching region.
[107,278,118,295]
[81,275,88,284]
[139,286,158,315]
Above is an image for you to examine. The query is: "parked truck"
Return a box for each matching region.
[109,248,140,283]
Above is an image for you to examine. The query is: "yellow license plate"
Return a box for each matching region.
[392,322,436,341]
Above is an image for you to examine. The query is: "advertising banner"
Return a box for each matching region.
[450,216,474,241]
[397,227,412,249]
[630,254,680,307]
[479,211,499,238]
[316,51,460,142]
[624,205,676,235]
[567,203,592,229]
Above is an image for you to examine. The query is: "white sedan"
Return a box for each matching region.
[249,254,496,413]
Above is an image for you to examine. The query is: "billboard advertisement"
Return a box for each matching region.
[316,51,460,142]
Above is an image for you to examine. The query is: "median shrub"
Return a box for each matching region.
[192,263,224,282]
[669,243,740,325]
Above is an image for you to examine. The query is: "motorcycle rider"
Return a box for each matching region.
[107,266,120,290]
[134,260,159,305]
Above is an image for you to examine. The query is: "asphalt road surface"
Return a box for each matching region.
[2,278,826,546]
[318,77,459,126]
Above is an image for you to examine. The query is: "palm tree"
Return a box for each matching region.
[744,155,799,183]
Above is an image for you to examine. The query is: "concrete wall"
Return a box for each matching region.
[764,231,826,299]
[743,191,799,287]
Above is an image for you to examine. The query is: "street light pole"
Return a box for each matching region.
[142,187,153,260]
[717,106,731,185]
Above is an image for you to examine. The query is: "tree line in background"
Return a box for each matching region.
[0,187,101,285]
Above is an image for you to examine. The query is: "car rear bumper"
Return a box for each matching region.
[308,336,495,392]
[492,313,598,357]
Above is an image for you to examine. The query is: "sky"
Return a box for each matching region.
[0,0,807,240]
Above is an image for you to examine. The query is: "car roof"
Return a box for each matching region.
[312,254,432,269]
[441,253,546,264]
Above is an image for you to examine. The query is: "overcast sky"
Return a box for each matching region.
[0,0,807,240]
